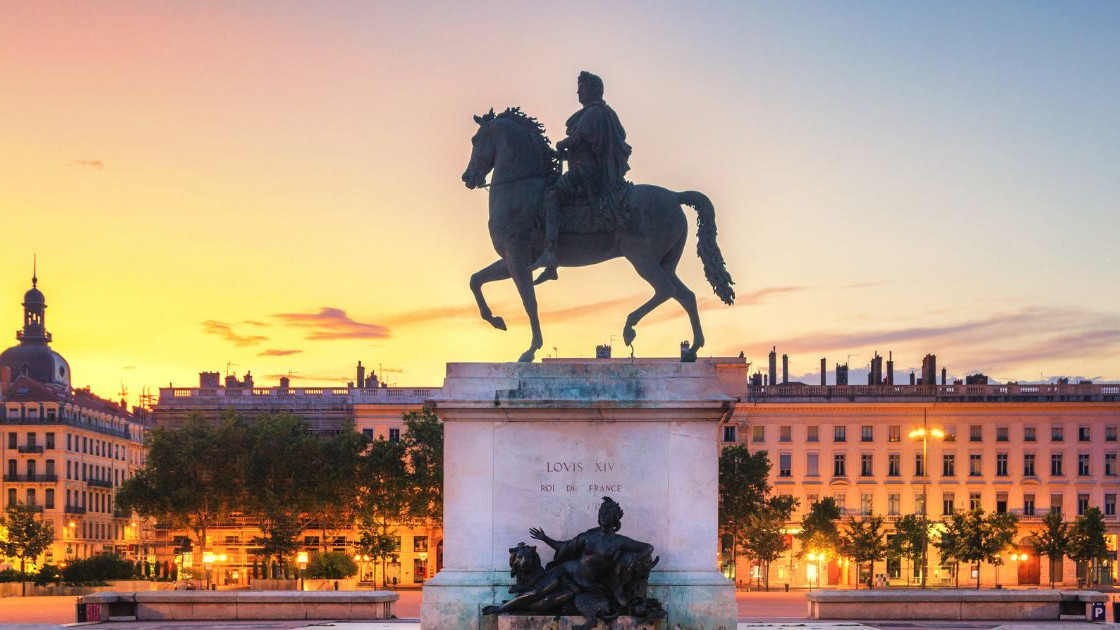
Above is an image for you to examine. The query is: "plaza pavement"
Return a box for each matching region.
[0,591,1109,629]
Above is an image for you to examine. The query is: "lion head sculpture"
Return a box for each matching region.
[508,542,545,594]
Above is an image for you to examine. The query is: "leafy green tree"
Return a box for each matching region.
[0,502,55,595]
[1034,510,1069,588]
[740,495,798,591]
[356,434,410,587]
[982,511,1018,588]
[1069,507,1108,587]
[889,514,927,586]
[306,422,368,552]
[718,446,772,578]
[797,497,842,588]
[241,413,320,573]
[840,515,889,589]
[117,414,247,556]
[402,409,443,523]
[305,551,359,579]
[934,510,969,587]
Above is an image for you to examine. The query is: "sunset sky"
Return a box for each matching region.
[1,2,1118,402]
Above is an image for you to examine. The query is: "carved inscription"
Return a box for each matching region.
[540,460,620,494]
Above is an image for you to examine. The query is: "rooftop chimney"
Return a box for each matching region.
[243,371,253,388]
[836,362,849,386]
[279,376,290,390]
[941,367,947,386]
[869,352,883,385]
[357,362,366,389]
[768,347,777,388]
[910,371,916,386]
[886,352,894,385]
[680,340,690,359]
[921,354,937,386]
[225,374,239,388]
[781,354,789,384]
[820,357,826,386]
[595,344,612,359]
[199,372,220,388]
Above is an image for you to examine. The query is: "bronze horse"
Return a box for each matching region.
[462,108,734,362]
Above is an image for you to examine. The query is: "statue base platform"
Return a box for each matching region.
[486,612,665,629]
[420,360,743,630]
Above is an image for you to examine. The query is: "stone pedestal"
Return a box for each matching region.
[421,359,741,630]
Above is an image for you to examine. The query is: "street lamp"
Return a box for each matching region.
[909,411,944,589]
[297,551,309,591]
[202,552,217,590]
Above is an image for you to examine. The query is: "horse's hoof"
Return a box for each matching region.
[518,349,536,363]
[623,326,636,346]
[490,316,507,331]
[533,268,558,285]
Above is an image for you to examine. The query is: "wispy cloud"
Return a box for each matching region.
[71,159,105,170]
[201,320,269,346]
[242,320,271,328]
[272,307,390,340]
[258,348,302,357]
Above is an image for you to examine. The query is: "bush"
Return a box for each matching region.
[61,554,136,584]
[34,564,62,586]
[0,568,27,582]
[304,552,358,579]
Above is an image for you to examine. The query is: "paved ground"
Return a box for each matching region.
[0,591,1108,629]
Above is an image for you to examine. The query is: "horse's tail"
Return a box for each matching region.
[678,191,735,305]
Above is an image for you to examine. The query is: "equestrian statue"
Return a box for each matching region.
[462,71,735,363]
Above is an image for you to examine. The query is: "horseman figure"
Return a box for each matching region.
[461,72,735,363]
[534,71,633,283]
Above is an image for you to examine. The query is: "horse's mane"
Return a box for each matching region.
[489,107,560,182]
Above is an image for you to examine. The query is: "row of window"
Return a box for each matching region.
[743,423,1119,444]
[805,490,1117,519]
[2,487,119,514]
[362,428,401,442]
[5,430,138,463]
[4,459,129,485]
[776,451,1118,478]
[2,406,135,439]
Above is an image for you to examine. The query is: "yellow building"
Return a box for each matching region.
[724,362,1120,589]
[0,274,150,568]
[151,367,442,586]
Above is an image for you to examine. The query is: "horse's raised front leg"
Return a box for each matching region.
[507,257,543,362]
[470,259,510,331]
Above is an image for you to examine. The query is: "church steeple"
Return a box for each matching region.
[17,259,50,345]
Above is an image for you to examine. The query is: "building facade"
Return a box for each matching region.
[151,367,441,587]
[0,275,150,568]
[724,377,1120,588]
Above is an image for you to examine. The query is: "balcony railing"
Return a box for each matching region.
[3,473,59,483]
[87,479,113,489]
[159,385,438,405]
[64,505,87,514]
[16,445,45,454]
[747,382,1120,402]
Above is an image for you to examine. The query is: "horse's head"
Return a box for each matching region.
[462,108,497,189]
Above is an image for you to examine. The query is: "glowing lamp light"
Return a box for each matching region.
[908,428,945,440]
[68,521,76,528]
[202,552,217,565]
[354,554,362,562]
[806,564,818,580]
[297,551,309,567]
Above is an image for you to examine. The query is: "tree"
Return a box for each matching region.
[1034,510,1069,588]
[840,516,889,589]
[982,511,1018,588]
[934,510,969,587]
[0,502,54,595]
[305,552,359,579]
[718,446,771,580]
[889,514,927,586]
[1069,507,1108,587]
[355,436,410,587]
[305,422,368,552]
[117,414,247,557]
[797,497,842,588]
[740,495,798,591]
[401,409,443,523]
